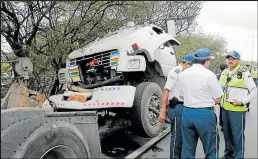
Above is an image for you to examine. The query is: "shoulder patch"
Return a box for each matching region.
[174,68,181,74]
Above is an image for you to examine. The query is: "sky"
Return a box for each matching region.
[196,1,257,62]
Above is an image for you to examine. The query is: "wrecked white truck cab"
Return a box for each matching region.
[43,21,180,138]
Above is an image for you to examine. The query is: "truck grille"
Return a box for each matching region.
[75,50,117,67]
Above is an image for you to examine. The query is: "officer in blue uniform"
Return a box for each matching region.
[159,54,195,159]
[219,51,257,159]
[179,48,223,159]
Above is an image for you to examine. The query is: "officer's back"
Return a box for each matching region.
[178,48,222,159]
[180,60,220,108]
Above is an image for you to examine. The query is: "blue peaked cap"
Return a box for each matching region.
[183,53,195,64]
[194,48,215,60]
[225,50,240,59]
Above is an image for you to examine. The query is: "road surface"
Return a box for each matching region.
[140,98,257,158]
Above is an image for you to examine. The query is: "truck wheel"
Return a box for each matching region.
[1,108,90,159]
[132,82,163,137]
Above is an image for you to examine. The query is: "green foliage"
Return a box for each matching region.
[28,51,55,75]
[175,33,227,70]
[1,63,10,72]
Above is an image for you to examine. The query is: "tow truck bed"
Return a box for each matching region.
[42,85,136,110]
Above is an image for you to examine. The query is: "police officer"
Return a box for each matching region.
[217,63,228,79]
[219,50,257,159]
[159,53,195,159]
[179,48,223,159]
[251,65,258,85]
[245,64,251,72]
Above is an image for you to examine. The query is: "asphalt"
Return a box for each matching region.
[140,98,258,158]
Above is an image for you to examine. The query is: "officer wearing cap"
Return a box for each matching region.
[251,65,258,85]
[217,63,228,79]
[219,50,257,159]
[159,53,195,159]
[179,48,222,159]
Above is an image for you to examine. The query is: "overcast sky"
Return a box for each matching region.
[197,1,257,62]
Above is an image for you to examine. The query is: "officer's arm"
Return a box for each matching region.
[242,72,257,105]
[161,71,178,112]
[208,74,223,104]
[161,89,170,113]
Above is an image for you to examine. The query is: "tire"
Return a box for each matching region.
[131,82,163,137]
[1,108,90,159]
[148,75,166,90]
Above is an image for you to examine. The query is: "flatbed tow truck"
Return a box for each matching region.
[1,21,180,158]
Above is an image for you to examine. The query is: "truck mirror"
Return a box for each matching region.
[167,20,177,37]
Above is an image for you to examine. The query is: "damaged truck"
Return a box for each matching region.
[1,20,180,158]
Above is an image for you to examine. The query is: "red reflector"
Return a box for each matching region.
[87,60,99,66]
[132,43,139,50]
[94,60,99,64]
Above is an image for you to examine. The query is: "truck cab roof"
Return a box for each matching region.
[68,24,180,59]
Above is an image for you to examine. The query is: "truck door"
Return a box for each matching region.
[139,33,180,61]
[154,41,178,77]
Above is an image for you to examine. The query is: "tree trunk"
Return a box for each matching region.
[49,73,60,96]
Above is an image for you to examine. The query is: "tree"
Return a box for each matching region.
[108,1,204,35]
[175,33,227,70]
[1,1,57,57]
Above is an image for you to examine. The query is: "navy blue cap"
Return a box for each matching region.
[194,48,215,60]
[225,50,240,59]
[183,54,195,64]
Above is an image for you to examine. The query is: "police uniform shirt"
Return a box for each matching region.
[179,64,223,108]
[164,65,184,102]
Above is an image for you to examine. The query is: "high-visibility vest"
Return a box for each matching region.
[219,65,248,112]
[251,66,257,79]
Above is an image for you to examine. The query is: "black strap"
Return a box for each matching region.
[177,101,184,104]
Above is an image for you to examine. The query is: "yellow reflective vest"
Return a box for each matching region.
[251,66,257,79]
[219,65,248,112]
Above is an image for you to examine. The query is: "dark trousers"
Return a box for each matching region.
[167,104,184,159]
[181,107,219,159]
[221,108,246,159]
